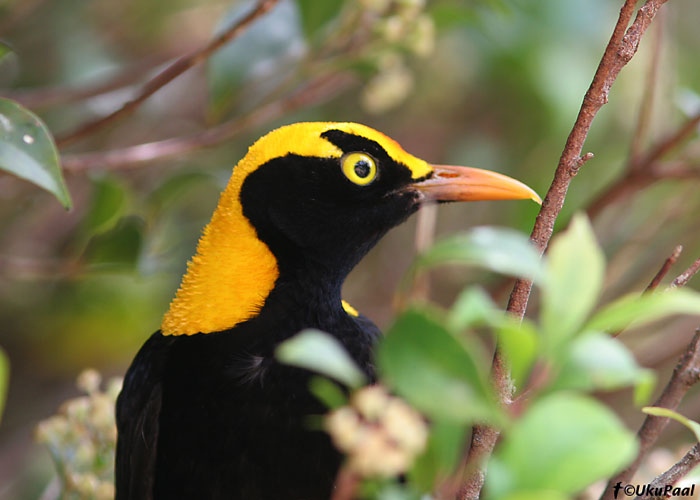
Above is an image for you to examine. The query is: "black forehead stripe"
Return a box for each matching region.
[320,130,391,161]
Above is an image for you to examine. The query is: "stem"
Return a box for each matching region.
[55,0,281,147]
[459,1,671,498]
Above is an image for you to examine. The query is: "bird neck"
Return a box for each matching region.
[160,169,280,337]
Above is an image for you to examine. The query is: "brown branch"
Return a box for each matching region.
[410,203,438,302]
[54,0,281,147]
[458,1,671,498]
[671,256,700,288]
[586,109,700,219]
[600,327,700,500]
[635,443,700,499]
[60,73,355,171]
[330,467,359,500]
[0,57,168,109]
[645,245,683,292]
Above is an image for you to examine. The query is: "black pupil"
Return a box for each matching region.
[354,160,371,178]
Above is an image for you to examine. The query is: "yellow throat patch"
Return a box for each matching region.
[161,122,430,336]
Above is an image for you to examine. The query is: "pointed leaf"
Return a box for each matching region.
[276,329,366,388]
[410,421,467,491]
[296,0,344,40]
[309,376,347,409]
[416,227,544,282]
[448,286,501,331]
[208,1,304,117]
[498,319,539,389]
[487,393,638,497]
[642,407,700,442]
[0,98,71,208]
[83,216,144,270]
[541,213,604,343]
[586,288,700,333]
[552,332,655,398]
[378,309,498,423]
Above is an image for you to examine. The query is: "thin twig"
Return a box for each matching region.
[634,443,700,499]
[60,73,355,171]
[410,203,438,302]
[670,256,700,288]
[459,2,670,498]
[1,57,168,109]
[55,0,281,147]
[600,327,700,500]
[330,467,359,500]
[645,245,683,292]
[587,109,700,219]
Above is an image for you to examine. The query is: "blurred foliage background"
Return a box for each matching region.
[0,0,699,497]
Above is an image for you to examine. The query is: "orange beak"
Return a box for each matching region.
[410,165,542,204]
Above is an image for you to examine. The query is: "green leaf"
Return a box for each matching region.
[634,370,657,407]
[0,98,71,209]
[378,309,498,424]
[498,318,539,389]
[487,392,638,498]
[410,421,467,492]
[552,332,655,398]
[447,286,501,331]
[586,288,700,333]
[308,376,347,409]
[415,227,544,282]
[0,41,12,63]
[541,213,604,344]
[83,216,144,270]
[208,1,304,118]
[296,0,344,40]
[148,171,215,210]
[642,407,700,442]
[84,176,127,234]
[276,329,366,388]
[0,346,8,424]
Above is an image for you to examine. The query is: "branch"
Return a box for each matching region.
[671,256,700,288]
[54,0,281,147]
[600,320,700,500]
[1,57,168,109]
[60,73,355,171]
[634,442,700,500]
[645,245,683,292]
[459,1,671,498]
[586,110,700,220]
[330,467,359,500]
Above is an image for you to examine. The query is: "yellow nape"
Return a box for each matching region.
[341,300,359,317]
[162,122,429,335]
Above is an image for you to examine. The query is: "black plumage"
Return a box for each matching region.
[115,123,539,499]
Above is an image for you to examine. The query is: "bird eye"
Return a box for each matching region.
[341,153,377,186]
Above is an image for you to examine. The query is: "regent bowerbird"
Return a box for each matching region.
[115,122,541,500]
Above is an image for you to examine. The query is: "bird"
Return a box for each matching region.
[115,122,540,500]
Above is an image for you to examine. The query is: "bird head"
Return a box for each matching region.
[162,122,540,336]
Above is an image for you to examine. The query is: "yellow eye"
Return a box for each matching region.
[341,153,377,186]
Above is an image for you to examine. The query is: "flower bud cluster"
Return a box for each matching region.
[325,385,428,478]
[36,369,122,499]
[359,0,435,114]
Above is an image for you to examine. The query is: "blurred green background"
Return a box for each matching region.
[1,0,699,497]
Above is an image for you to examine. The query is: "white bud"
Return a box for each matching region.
[381,398,428,453]
[325,407,363,451]
[76,369,102,394]
[352,385,390,421]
